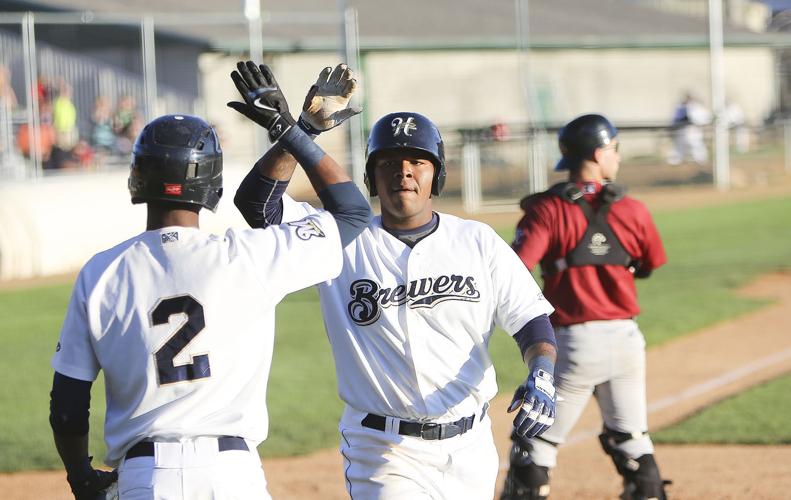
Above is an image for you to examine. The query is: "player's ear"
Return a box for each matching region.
[593,147,606,164]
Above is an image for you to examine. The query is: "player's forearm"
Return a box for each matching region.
[234,170,290,228]
[277,126,352,192]
[524,341,557,368]
[513,315,556,364]
[53,432,90,472]
[317,182,372,246]
[254,142,298,181]
[235,141,299,229]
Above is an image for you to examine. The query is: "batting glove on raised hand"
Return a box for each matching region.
[228,61,295,142]
[66,456,118,500]
[298,63,362,135]
[508,358,557,439]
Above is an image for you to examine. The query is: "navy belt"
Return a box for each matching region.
[361,411,480,440]
[125,436,248,459]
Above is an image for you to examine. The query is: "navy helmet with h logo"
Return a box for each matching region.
[364,112,446,196]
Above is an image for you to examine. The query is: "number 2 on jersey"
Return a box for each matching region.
[151,294,211,385]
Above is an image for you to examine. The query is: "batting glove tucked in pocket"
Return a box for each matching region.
[508,358,557,439]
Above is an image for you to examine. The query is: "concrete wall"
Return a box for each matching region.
[0,162,261,281]
[202,46,775,160]
[0,45,776,281]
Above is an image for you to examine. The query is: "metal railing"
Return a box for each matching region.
[452,122,791,213]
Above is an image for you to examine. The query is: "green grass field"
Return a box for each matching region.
[653,373,791,444]
[1,195,790,471]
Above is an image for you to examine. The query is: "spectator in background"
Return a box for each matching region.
[0,64,18,161]
[113,95,141,155]
[90,96,116,155]
[17,122,56,164]
[667,92,711,166]
[0,64,17,109]
[52,79,78,151]
[36,74,55,126]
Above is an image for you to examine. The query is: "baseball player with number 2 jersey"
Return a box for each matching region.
[49,63,372,500]
[233,63,560,499]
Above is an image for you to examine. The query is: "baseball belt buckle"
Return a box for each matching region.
[419,422,441,440]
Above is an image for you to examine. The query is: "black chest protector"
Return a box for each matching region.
[541,182,633,274]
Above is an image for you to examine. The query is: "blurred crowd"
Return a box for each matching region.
[2,65,144,172]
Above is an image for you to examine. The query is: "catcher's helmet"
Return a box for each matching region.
[128,114,223,211]
[365,112,446,196]
[555,114,618,171]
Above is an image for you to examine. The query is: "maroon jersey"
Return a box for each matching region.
[513,182,666,326]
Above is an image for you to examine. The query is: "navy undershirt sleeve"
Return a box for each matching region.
[234,172,289,229]
[317,182,373,247]
[512,314,556,357]
[49,372,92,436]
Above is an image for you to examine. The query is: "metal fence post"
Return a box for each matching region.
[141,15,158,122]
[462,141,481,213]
[342,6,366,194]
[245,0,267,154]
[21,12,41,177]
[785,119,791,174]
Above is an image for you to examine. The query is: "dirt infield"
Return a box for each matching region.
[3,271,790,499]
[2,180,790,499]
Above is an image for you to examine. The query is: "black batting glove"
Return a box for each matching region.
[66,456,118,500]
[227,61,296,142]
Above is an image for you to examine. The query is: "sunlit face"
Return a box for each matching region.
[599,139,621,181]
[372,149,436,228]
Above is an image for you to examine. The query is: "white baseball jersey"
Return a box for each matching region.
[52,212,341,466]
[282,195,554,422]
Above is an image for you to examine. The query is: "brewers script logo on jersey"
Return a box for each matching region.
[391,116,417,137]
[347,274,481,326]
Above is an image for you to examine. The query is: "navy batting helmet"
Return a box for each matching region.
[555,114,617,171]
[128,114,223,211]
[365,112,446,196]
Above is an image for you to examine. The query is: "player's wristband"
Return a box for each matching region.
[278,126,325,170]
[528,355,555,376]
[297,114,322,139]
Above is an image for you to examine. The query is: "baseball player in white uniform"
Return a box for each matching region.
[231,63,560,499]
[49,63,372,500]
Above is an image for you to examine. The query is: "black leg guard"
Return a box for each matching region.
[620,455,670,500]
[501,433,551,500]
[598,429,670,500]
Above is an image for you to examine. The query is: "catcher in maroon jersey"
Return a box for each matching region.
[501,114,670,500]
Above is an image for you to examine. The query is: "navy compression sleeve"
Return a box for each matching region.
[512,314,556,357]
[317,182,373,246]
[234,172,288,229]
[49,372,92,436]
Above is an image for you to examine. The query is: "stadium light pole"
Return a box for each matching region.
[709,0,730,191]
